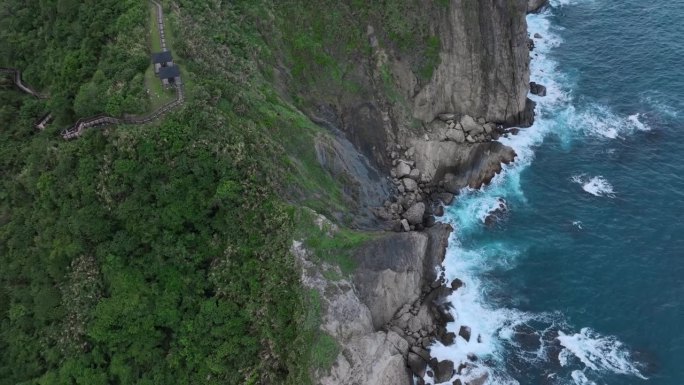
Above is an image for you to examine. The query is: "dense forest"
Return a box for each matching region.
[1,0,445,383]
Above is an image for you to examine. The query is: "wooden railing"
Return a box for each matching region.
[5,0,184,140]
[0,67,48,99]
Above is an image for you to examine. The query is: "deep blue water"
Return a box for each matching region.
[430,1,684,384]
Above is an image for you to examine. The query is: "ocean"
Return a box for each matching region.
[429,1,684,384]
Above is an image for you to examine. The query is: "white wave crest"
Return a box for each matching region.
[558,328,647,379]
[571,174,615,197]
[571,370,597,385]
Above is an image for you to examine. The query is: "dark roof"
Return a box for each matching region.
[158,65,180,79]
[152,51,173,63]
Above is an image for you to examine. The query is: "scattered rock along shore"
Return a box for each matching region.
[296,1,552,383]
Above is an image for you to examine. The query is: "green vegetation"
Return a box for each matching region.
[0,0,151,125]
[275,0,444,94]
[0,0,428,383]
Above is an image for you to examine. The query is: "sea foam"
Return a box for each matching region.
[432,3,643,385]
[571,175,615,197]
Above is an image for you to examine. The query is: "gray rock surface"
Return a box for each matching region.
[412,0,531,126]
[445,128,466,143]
[527,0,549,13]
[403,202,426,225]
[412,140,517,190]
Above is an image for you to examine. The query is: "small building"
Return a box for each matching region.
[152,51,173,74]
[158,65,181,86]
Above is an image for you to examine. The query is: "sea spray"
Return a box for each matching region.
[428,4,647,385]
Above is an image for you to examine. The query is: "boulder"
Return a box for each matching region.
[408,352,428,377]
[450,278,464,290]
[527,0,548,13]
[431,192,455,205]
[460,115,484,135]
[466,372,489,385]
[453,380,463,385]
[534,33,543,39]
[395,162,411,178]
[530,82,547,97]
[425,215,436,228]
[459,325,472,342]
[446,128,466,143]
[434,360,455,383]
[403,202,426,225]
[409,168,422,180]
[403,178,418,192]
[411,346,431,362]
[400,219,411,232]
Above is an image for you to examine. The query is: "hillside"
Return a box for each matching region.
[0,1,539,384]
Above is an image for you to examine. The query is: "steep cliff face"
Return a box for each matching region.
[412,0,531,125]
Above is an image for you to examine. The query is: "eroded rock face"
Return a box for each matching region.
[412,0,531,126]
[353,231,429,329]
[295,221,454,385]
[527,0,549,13]
[412,140,517,191]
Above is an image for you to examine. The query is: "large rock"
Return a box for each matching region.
[408,352,428,377]
[527,0,549,13]
[530,81,547,97]
[412,0,531,126]
[403,202,426,225]
[395,162,411,178]
[460,115,484,135]
[445,128,466,143]
[459,325,472,342]
[403,178,418,192]
[412,140,517,191]
[434,360,455,383]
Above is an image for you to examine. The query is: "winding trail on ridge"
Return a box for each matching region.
[1,0,183,140]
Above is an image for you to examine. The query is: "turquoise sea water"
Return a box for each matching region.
[430,1,684,384]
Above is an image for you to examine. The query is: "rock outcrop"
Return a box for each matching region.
[296,222,454,385]
[412,140,516,191]
[412,0,532,126]
[527,0,549,13]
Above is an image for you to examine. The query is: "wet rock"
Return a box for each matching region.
[453,380,463,385]
[450,278,464,290]
[432,192,455,205]
[527,0,549,13]
[425,215,436,228]
[530,81,547,97]
[466,372,489,385]
[443,332,456,346]
[459,325,472,342]
[434,204,445,217]
[484,198,508,226]
[534,33,543,39]
[408,352,428,377]
[411,346,431,362]
[434,360,455,383]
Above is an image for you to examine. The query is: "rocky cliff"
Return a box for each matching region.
[411,0,532,126]
[283,0,538,383]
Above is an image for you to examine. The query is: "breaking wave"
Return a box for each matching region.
[430,3,646,385]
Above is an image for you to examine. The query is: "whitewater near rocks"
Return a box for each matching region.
[424,2,657,385]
